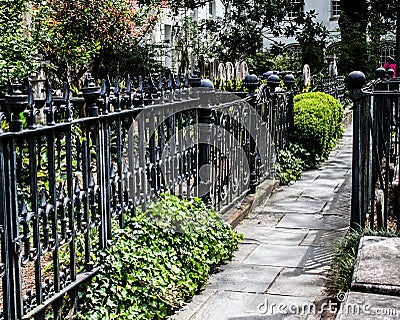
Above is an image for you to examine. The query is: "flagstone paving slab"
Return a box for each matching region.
[185,291,318,320]
[207,265,282,293]
[243,243,310,268]
[235,226,308,246]
[267,268,326,297]
[300,229,348,247]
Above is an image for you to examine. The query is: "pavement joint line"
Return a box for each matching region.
[186,290,219,320]
[275,226,341,231]
[265,293,320,299]
[265,267,285,293]
[222,289,265,294]
[235,244,259,262]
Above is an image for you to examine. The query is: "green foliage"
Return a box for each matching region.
[326,229,363,298]
[326,228,399,300]
[0,1,41,83]
[30,0,167,83]
[275,92,343,185]
[275,142,305,185]
[247,52,302,75]
[337,0,397,77]
[193,0,306,62]
[79,194,242,319]
[293,92,344,165]
[295,11,328,72]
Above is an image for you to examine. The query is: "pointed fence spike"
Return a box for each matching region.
[126,74,131,93]
[45,79,53,104]
[114,78,120,94]
[184,74,189,87]
[158,74,163,91]
[138,76,143,92]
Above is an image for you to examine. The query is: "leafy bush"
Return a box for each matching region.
[0,1,41,83]
[275,142,306,185]
[79,194,242,319]
[247,52,302,75]
[275,92,343,185]
[293,92,344,165]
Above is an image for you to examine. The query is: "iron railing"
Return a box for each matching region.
[0,73,293,319]
[349,71,400,231]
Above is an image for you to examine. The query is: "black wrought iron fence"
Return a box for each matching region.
[0,73,294,319]
[349,70,400,231]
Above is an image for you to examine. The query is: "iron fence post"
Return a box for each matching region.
[267,73,281,161]
[348,71,366,229]
[243,74,259,193]
[82,74,101,117]
[396,5,400,77]
[283,74,296,141]
[4,79,30,319]
[197,79,214,203]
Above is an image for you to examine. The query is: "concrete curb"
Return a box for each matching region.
[222,179,279,228]
[351,236,400,296]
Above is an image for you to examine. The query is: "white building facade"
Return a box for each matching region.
[152,0,342,71]
[151,1,224,72]
[263,0,341,51]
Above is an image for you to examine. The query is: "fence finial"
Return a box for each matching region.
[82,73,100,117]
[5,78,29,131]
[348,71,366,90]
[25,78,38,129]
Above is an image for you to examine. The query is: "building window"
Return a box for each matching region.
[331,0,341,18]
[284,43,302,57]
[288,1,303,19]
[380,44,396,66]
[208,1,216,18]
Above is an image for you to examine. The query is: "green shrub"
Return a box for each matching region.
[79,194,242,319]
[275,142,306,185]
[293,92,344,164]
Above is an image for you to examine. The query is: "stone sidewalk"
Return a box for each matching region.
[173,125,353,320]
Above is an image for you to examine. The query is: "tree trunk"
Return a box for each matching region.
[339,0,369,75]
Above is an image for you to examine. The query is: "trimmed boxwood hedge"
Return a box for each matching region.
[293,92,344,164]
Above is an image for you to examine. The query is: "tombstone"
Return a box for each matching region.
[198,55,206,78]
[213,59,220,80]
[235,62,242,80]
[303,64,311,88]
[32,67,47,100]
[226,62,234,81]
[241,61,249,79]
[190,54,197,77]
[209,58,220,80]
[327,55,338,77]
[218,63,226,81]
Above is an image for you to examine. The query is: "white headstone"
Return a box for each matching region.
[303,64,311,87]
[218,63,226,81]
[226,62,234,81]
